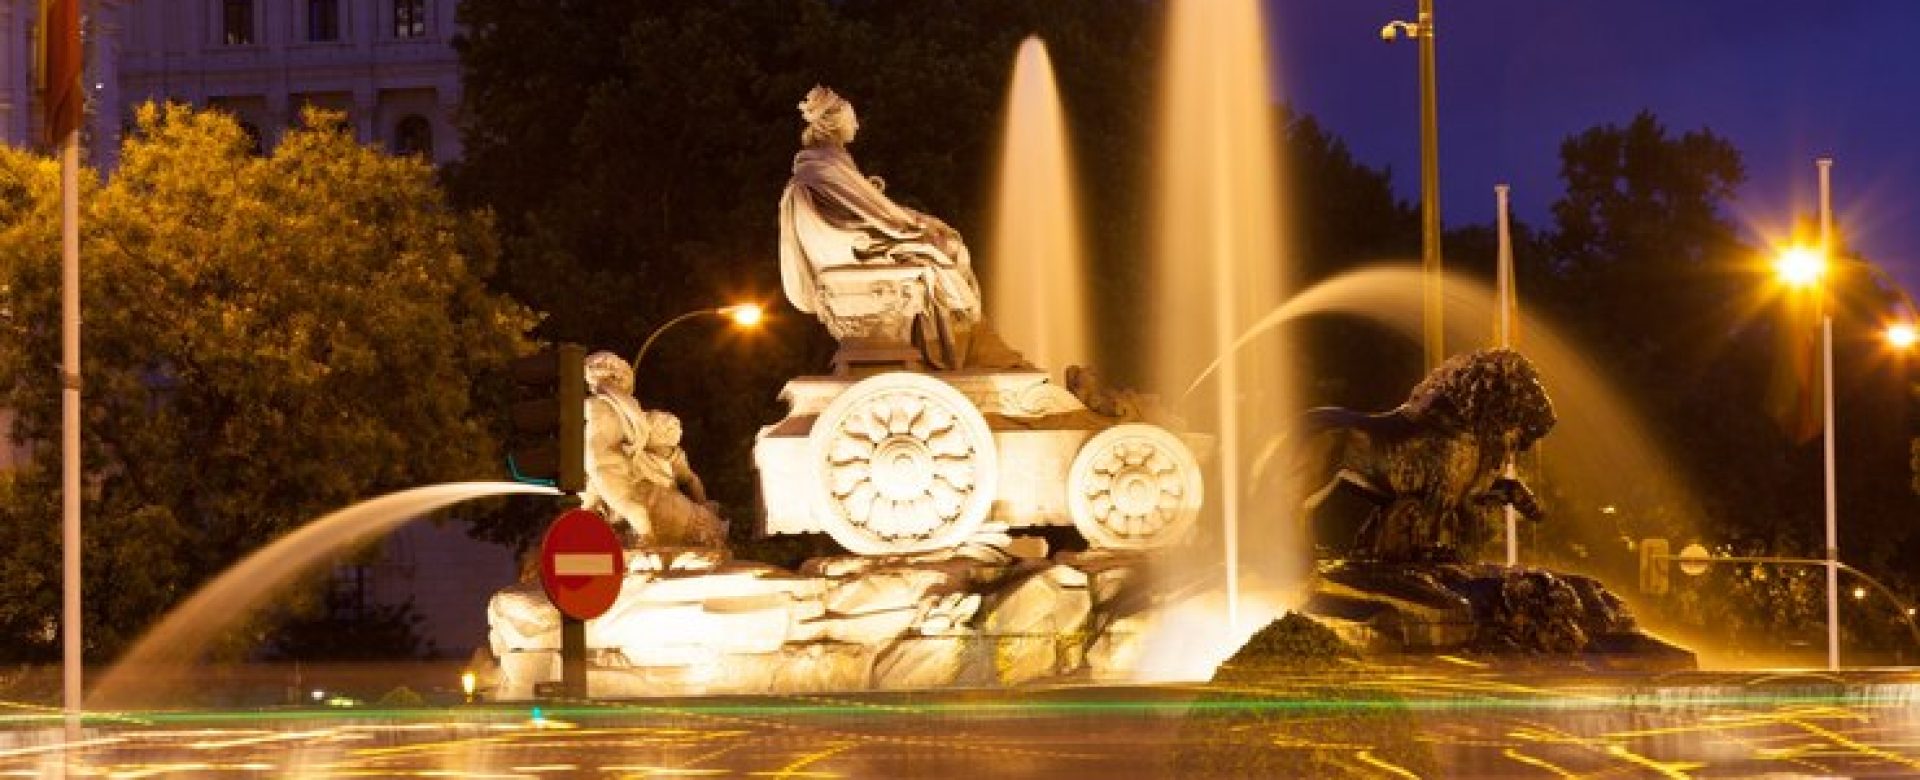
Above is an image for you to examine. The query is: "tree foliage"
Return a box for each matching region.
[1500,112,1918,655]
[0,105,533,660]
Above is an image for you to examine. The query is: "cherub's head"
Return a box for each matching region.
[799,86,858,147]
[644,409,683,450]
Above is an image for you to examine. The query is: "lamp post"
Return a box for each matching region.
[1774,160,1920,670]
[633,303,764,376]
[1772,165,1838,670]
[1382,0,1444,372]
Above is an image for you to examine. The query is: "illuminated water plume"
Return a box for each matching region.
[989,36,1088,373]
[1150,0,1297,636]
[92,482,558,709]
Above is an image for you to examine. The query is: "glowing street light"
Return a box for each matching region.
[1774,246,1827,289]
[726,303,764,327]
[1885,322,1918,351]
[633,303,766,376]
[1769,159,1844,672]
[1770,161,1920,671]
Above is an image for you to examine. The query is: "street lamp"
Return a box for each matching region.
[1772,162,1920,671]
[1769,159,1841,670]
[1886,322,1918,351]
[633,303,763,374]
[1382,0,1444,372]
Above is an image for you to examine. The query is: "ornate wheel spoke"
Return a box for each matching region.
[846,484,877,524]
[829,461,870,495]
[933,460,974,490]
[1067,423,1204,550]
[807,372,998,554]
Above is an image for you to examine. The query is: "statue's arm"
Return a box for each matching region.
[804,163,927,241]
[673,452,710,506]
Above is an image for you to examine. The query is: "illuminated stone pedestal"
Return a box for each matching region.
[1297,561,1695,671]
[480,538,1200,700]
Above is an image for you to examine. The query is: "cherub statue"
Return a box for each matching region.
[778,85,983,368]
[1291,348,1556,562]
[636,409,724,543]
[580,351,726,549]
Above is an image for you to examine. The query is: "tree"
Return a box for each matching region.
[1509,112,1919,655]
[0,104,534,660]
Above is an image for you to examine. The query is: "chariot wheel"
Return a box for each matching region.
[1067,423,1204,549]
[806,372,999,554]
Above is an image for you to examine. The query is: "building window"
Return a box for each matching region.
[307,0,340,42]
[394,115,432,158]
[222,0,253,45]
[393,0,426,39]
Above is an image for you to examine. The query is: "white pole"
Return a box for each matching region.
[61,127,82,738]
[1495,184,1518,567]
[1817,157,1838,672]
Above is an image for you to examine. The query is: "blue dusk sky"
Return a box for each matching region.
[1265,0,1920,289]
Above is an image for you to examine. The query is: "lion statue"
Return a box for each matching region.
[1291,348,1556,563]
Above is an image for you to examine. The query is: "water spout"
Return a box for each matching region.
[91,481,558,709]
[989,36,1089,373]
[1151,0,1295,633]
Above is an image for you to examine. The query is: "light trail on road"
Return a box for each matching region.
[3,671,1920,777]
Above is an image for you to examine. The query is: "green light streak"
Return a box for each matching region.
[1,691,1913,729]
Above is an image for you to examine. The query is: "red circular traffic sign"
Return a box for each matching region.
[539,509,626,620]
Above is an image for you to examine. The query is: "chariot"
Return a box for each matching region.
[755,366,1206,554]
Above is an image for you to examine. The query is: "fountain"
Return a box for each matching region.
[94,1,1698,708]
[473,2,1693,697]
[479,80,1217,699]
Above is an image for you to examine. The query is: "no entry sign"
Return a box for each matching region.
[539,509,625,620]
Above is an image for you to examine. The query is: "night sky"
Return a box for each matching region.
[1266,0,1920,289]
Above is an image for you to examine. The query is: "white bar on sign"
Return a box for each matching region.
[552,553,615,577]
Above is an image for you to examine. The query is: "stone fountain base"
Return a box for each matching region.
[1297,561,1695,671]
[480,528,1204,700]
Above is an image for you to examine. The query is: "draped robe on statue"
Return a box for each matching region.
[778,143,982,332]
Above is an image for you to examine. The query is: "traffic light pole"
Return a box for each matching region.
[560,616,586,700]
[513,343,593,700]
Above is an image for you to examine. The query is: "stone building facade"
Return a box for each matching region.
[2,0,462,166]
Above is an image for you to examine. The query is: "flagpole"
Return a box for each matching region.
[44,0,84,741]
[1818,157,1838,672]
[61,122,81,743]
[1495,184,1518,567]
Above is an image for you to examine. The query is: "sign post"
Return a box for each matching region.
[538,509,625,700]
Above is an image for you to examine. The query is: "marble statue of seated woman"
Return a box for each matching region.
[778,86,984,367]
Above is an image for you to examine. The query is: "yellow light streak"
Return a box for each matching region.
[1501,748,1580,778]
[1353,750,1422,779]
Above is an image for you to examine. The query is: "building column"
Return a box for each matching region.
[352,83,374,145]
[0,0,19,145]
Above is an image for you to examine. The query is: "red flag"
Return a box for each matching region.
[1767,293,1823,443]
[38,0,82,146]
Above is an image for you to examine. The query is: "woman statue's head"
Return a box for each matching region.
[800,85,858,147]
